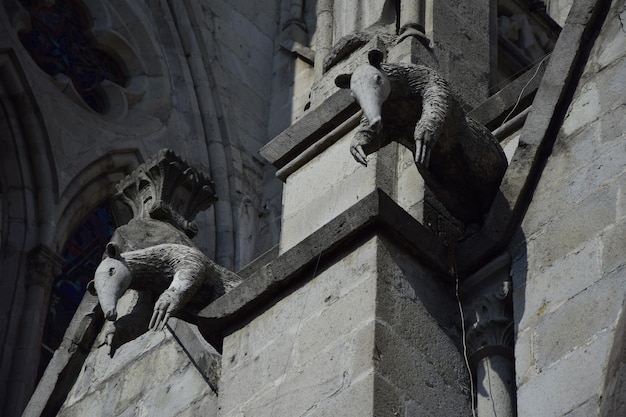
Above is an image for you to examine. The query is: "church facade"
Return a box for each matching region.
[0,0,624,416]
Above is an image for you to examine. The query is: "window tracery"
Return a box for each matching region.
[17,0,128,113]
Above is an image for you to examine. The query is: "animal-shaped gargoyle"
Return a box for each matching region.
[88,241,240,332]
[335,49,508,225]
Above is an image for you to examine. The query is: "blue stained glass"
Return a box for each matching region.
[38,201,116,380]
[18,0,128,113]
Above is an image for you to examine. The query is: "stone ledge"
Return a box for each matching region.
[197,189,450,351]
[259,89,358,170]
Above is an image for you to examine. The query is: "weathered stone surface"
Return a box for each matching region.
[512,3,626,417]
[58,331,217,417]
[197,189,451,344]
[218,235,469,417]
[516,238,601,330]
[218,237,379,416]
[517,330,612,417]
[534,271,625,369]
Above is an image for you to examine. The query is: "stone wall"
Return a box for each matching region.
[512,1,626,415]
[57,323,217,417]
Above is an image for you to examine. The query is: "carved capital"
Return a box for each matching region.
[461,254,514,369]
[26,245,64,288]
[115,149,216,237]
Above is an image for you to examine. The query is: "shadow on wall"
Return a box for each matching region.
[600,299,626,416]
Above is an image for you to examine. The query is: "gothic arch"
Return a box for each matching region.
[53,148,142,252]
[0,49,59,417]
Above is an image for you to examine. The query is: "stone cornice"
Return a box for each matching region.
[197,188,450,351]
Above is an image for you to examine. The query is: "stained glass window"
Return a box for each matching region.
[17,0,128,113]
[38,201,116,379]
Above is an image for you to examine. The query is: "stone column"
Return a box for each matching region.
[315,0,333,77]
[398,0,429,48]
[6,245,63,417]
[462,254,516,417]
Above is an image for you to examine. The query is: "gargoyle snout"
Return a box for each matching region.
[369,117,383,133]
[104,308,117,321]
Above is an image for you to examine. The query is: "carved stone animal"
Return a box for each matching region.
[88,242,239,330]
[335,49,508,225]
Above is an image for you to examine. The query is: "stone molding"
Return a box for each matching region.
[197,188,451,351]
[116,149,217,238]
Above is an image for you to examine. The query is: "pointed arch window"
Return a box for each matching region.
[38,200,119,379]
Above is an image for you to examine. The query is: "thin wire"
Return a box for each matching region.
[491,52,551,93]
[457,274,477,417]
[501,53,551,126]
[449,223,477,417]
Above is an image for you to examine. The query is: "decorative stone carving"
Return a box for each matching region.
[88,149,241,351]
[465,280,514,365]
[462,254,516,417]
[116,149,217,239]
[89,242,239,331]
[335,49,508,225]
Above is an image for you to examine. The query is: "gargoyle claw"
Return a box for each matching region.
[351,144,368,166]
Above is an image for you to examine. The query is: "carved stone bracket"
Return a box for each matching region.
[115,149,217,237]
[461,254,516,417]
[465,280,514,368]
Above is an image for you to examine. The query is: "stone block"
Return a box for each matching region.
[292,277,377,365]
[523,123,625,235]
[595,7,626,70]
[600,219,626,275]
[599,103,626,147]
[563,396,600,417]
[280,133,378,251]
[562,79,601,136]
[430,0,491,105]
[281,128,368,216]
[528,183,616,273]
[619,172,626,221]
[517,329,612,417]
[371,374,404,417]
[219,238,379,415]
[534,271,625,369]
[514,327,538,387]
[517,238,601,330]
[141,364,215,417]
[395,144,425,220]
[374,323,471,417]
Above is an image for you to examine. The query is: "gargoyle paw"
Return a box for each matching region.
[350,144,368,166]
[149,293,177,331]
[415,128,434,168]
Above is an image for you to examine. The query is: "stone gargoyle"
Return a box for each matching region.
[88,241,240,332]
[85,149,242,353]
[335,49,508,226]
